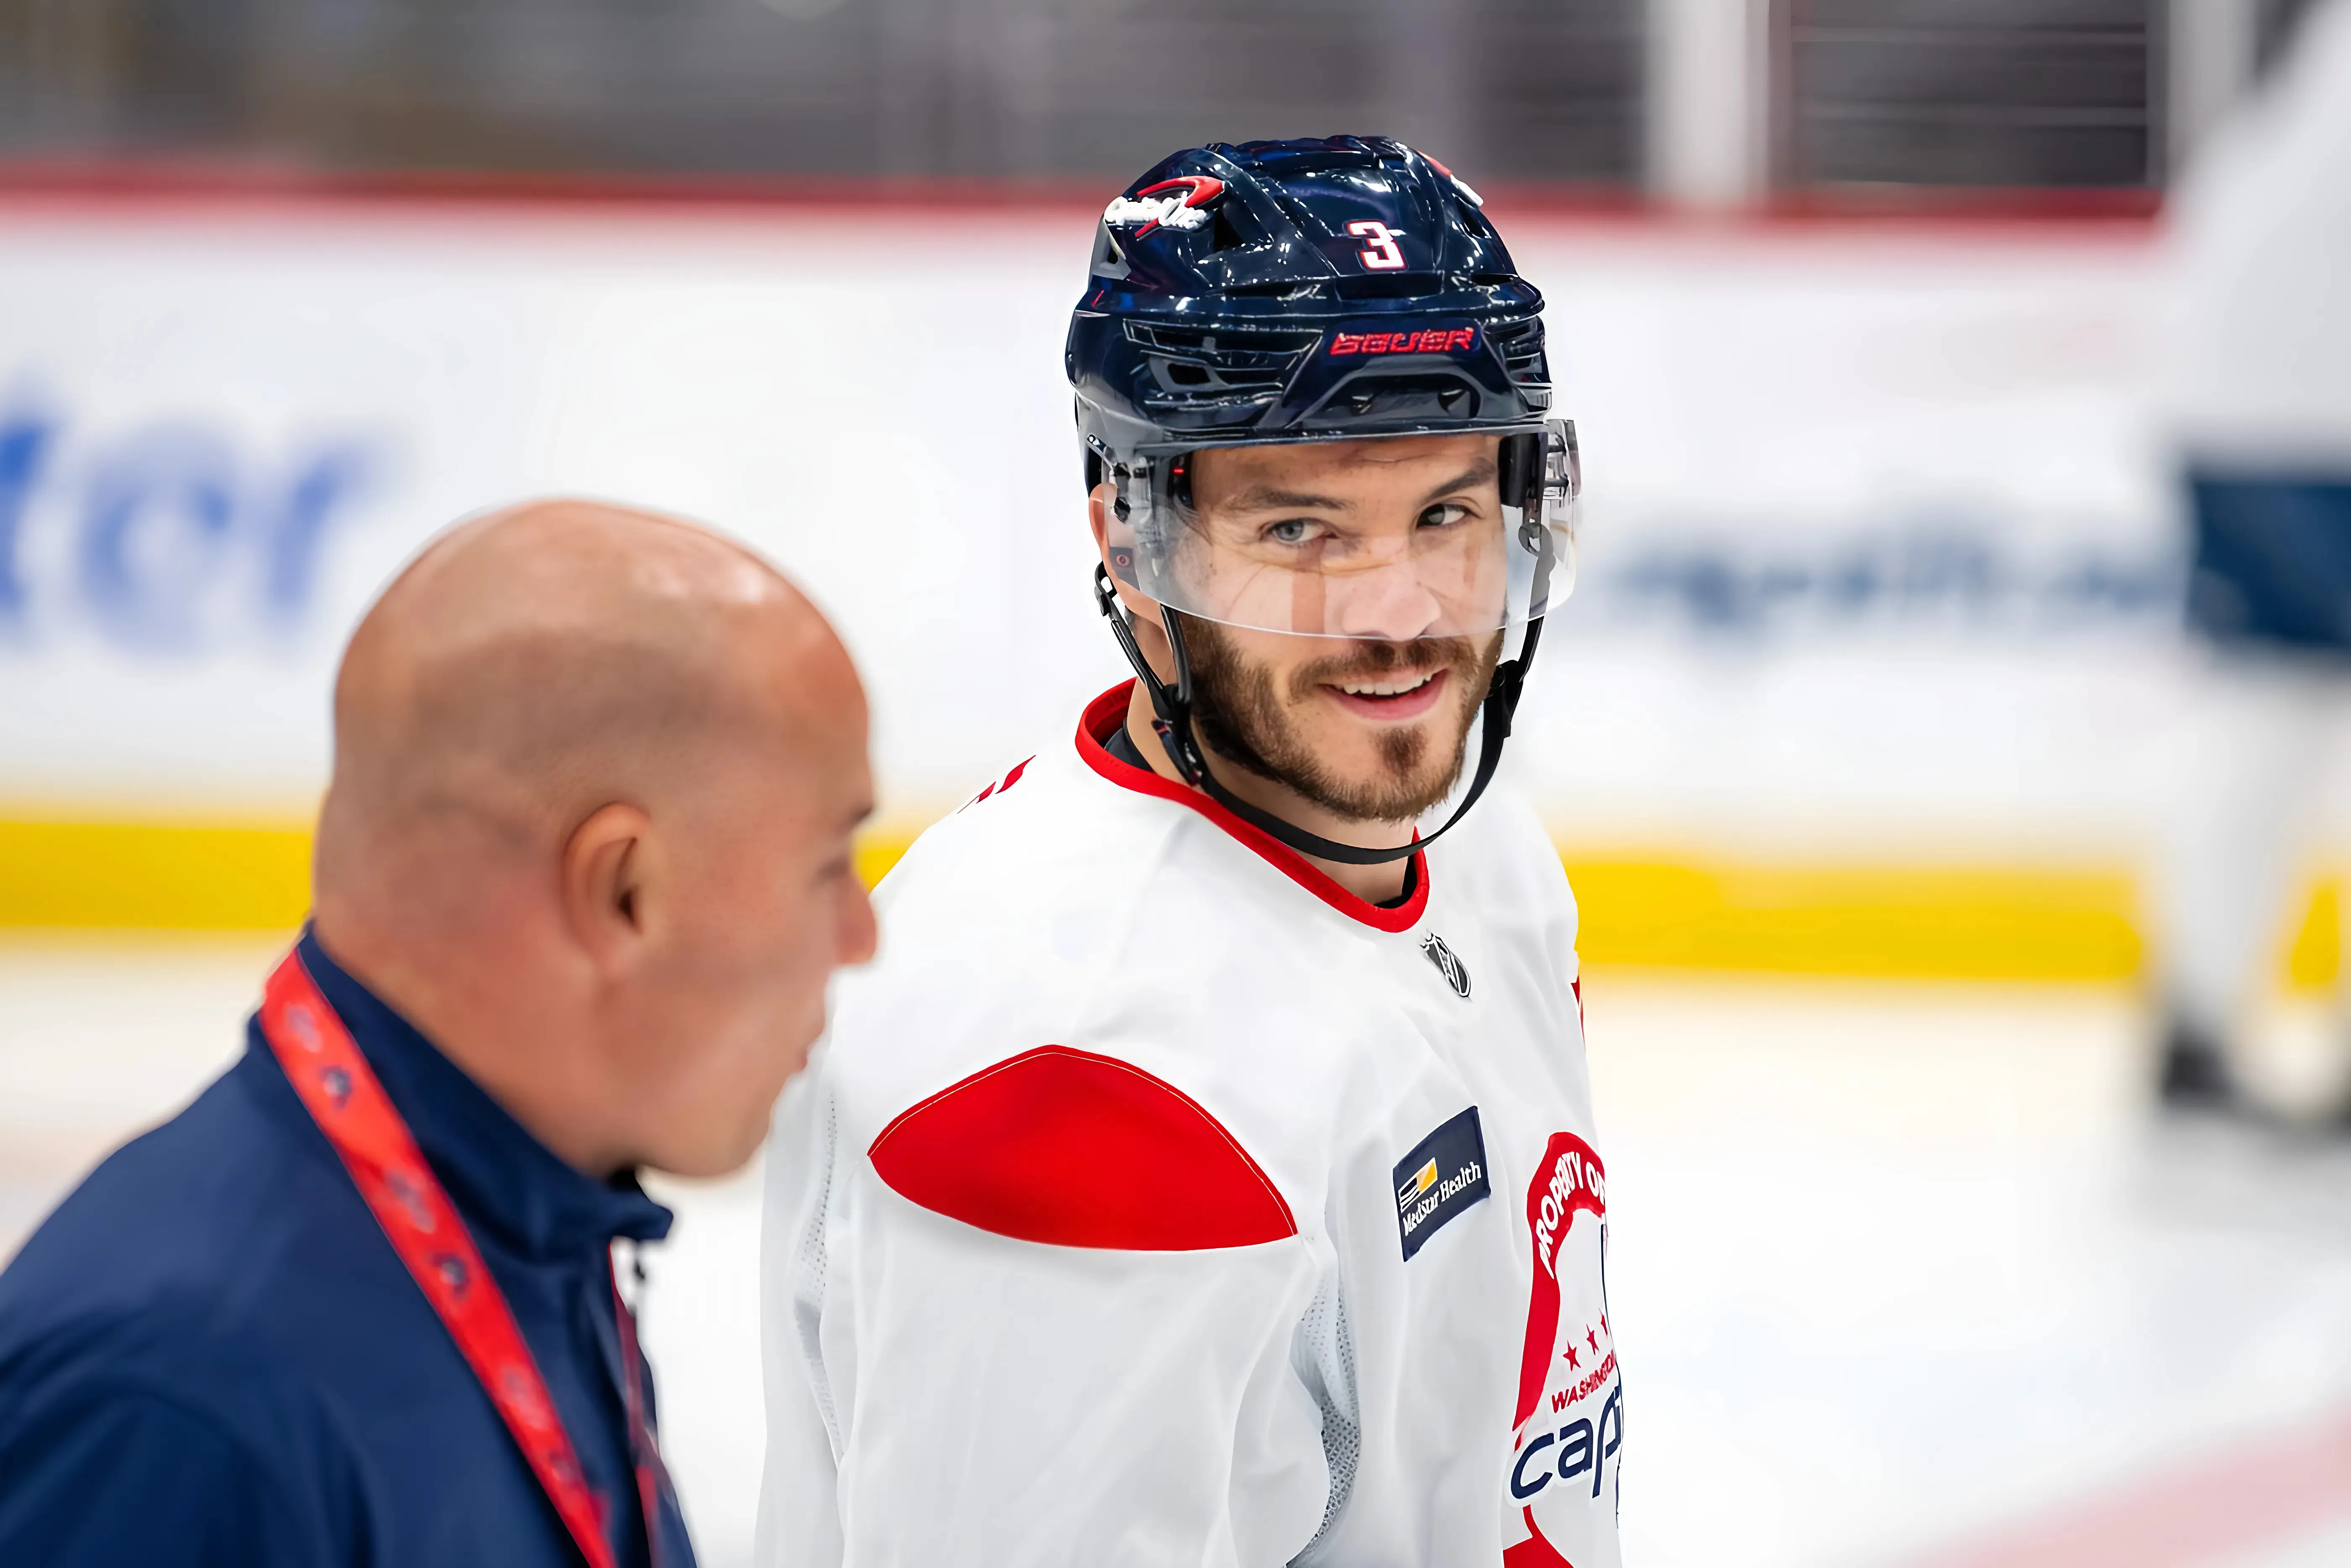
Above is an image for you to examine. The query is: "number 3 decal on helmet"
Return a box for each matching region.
[1348,219,1406,270]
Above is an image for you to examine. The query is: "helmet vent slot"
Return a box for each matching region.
[1090,224,1131,280]
[1222,281,1329,300]
[1126,321,1320,408]
[1302,370,1485,430]
[1124,323,1320,355]
[1488,318,1547,384]
[1333,274,1444,302]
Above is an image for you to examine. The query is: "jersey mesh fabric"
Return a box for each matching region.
[1292,1271,1361,1563]
[791,1099,840,1450]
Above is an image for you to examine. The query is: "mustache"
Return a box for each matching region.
[1285,637,1484,702]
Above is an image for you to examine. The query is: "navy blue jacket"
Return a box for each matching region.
[0,931,699,1568]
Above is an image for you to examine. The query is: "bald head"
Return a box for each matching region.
[322,499,855,870]
[312,499,877,1179]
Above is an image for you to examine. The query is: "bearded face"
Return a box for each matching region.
[1182,615,1503,824]
[1092,432,1519,828]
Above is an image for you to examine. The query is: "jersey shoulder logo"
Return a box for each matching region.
[1420,931,1471,998]
[1393,1105,1489,1260]
[867,1045,1297,1251]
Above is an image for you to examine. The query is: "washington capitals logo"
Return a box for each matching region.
[1421,932,1471,999]
[1102,175,1224,237]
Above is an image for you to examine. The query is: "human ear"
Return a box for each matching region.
[563,802,656,979]
[1088,482,1167,632]
[1088,481,1114,554]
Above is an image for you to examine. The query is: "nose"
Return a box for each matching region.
[837,875,879,968]
[1331,557,1445,642]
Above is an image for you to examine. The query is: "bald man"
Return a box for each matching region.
[0,501,876,1568]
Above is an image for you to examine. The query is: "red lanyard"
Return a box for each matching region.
[259,949,662,1568]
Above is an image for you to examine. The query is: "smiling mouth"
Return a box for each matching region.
[1323,666,1449,720]
[1339,670,1435,697]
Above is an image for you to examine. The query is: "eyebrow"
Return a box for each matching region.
[1221,459,1500,515]
[1224,483,1351,512]
[1418,461,1497,504]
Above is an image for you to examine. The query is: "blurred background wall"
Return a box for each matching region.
[0,0,1644,184]
[0,0,2337,989]
[0,0,2321,191]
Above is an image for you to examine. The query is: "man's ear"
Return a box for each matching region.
[563,802,657,978]
[1087,482,1167,631]
[1087,481,1112,551]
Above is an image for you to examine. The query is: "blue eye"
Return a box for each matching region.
[1419,503,1469,529]
[1267,519,1312,544]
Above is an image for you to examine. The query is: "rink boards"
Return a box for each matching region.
[0,189,2327,979]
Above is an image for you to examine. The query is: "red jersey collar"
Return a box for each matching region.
[1076,682,1431,935]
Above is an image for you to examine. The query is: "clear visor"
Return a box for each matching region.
[1102,421,1579,639]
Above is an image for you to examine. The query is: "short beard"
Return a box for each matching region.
[1180,614,1503,825]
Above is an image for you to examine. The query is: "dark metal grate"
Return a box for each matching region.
[0,0,1645,186]
[1779,0,2163,191]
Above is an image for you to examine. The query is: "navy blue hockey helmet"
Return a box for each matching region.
[1069,136,1578,640]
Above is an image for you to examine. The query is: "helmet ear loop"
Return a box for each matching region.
[1150,606,1210,785]
[1523,418,1580,610]
[1090,562,1208,786]
[1131,453,1209,784]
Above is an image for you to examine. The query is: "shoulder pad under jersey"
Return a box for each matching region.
[867,1045,1297,1251]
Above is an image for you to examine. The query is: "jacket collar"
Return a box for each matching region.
[269,928,673,1261]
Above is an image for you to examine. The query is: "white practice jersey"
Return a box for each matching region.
[757,685,1621,1568]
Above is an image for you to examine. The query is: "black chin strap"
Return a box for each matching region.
[1092,564,1544,867]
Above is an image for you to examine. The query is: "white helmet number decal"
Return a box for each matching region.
[1348,219,1406,271]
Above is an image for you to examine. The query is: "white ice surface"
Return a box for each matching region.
[6,946,2351,1568]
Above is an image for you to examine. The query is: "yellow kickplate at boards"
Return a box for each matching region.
[715,826,2156,984]
[2,813,2333,990]
[0,818,314,931]
[1563,857,2144,983]
[2286,877,2341,992]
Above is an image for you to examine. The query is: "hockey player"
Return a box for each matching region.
[757,138,1616,1567]
[2156,0,2351,1117]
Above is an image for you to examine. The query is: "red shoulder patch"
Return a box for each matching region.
[867,1046,1297,1250]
